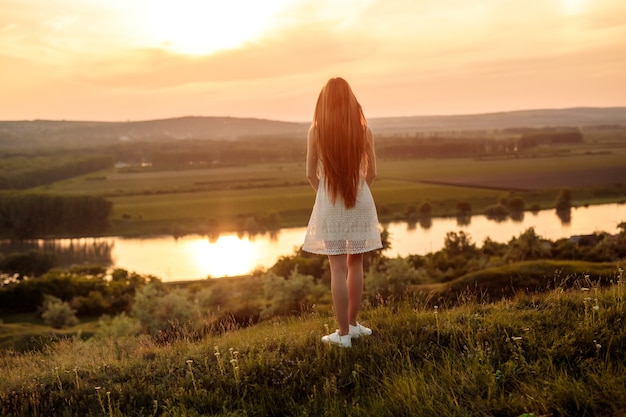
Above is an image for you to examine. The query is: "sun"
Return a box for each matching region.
[188,234,259,277]
[142,0,290,56]
[559,0,586,16]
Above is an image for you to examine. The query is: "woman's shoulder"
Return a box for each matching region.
[308,125,318,141]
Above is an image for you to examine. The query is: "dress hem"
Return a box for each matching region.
[301,245,383,256]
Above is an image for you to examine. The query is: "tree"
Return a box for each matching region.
[555,188,571,211]
[508,196,525,213]
[443,231,476,257]
[419,202,432,217]
[505,227,549,262]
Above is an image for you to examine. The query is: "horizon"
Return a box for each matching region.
[2,105,625,125]
[2,1,626,122]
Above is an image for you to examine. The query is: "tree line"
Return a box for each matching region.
[0,128,585,183]
[0,192,112,239]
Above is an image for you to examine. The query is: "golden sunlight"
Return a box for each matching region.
[559,0,586,16]
[189,234,258,277]
[141,0,290,55]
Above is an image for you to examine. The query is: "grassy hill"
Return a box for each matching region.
[1,267,625,416]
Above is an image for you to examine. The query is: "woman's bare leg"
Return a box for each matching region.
[328,254,349,335]
[347,253,364,325]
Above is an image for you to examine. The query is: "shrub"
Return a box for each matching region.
[131,283,200,334]
[96,313,141,360]
[261,271,326,318]
[365,257,431,300]
[40,295,79,329]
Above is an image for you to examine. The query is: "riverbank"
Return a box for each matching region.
[104,187,626,239]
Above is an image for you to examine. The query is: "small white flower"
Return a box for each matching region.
[511,336,522,341]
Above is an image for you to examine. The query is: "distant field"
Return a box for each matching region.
[39,163,307,196]
[401,150,626,190]
[34,149,626,236]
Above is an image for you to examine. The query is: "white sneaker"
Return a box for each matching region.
[321,330,352,348]
[349,322,372,339]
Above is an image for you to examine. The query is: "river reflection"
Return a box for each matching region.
[104,202,626,280]
[1,203,624,281]
[111,232,305,280]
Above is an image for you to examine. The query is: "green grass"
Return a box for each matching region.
[0,315,99,351]
[1,274,625,416]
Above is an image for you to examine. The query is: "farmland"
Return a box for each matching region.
[0,109,624,238]
[31,145,626,237]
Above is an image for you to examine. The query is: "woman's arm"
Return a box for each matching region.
[364,127,377,186]
[306,126,320,192]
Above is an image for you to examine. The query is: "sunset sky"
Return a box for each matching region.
[1,0,625,122]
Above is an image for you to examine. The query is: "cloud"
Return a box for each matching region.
[1,0,625,121]
[75,22,378,89]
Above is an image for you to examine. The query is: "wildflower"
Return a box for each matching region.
[186,359,193,364]
[511,336,522,341]
[582,287,590,291]
[593,305,599,311]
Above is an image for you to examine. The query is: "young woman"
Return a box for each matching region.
[302,77,382,348]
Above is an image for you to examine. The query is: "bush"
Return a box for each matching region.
[40,295,79,329]
[131,283,200,334]
[365,257,431,300]
[261,271,326,318]
[96,313,141,360]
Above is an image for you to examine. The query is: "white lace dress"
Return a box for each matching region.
[303,173,382,255]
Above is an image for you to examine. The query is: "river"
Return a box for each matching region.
[1,203,624,281]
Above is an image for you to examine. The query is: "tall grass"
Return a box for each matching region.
[1,271,625,416]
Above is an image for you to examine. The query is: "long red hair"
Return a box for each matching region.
[313,77,369,208]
